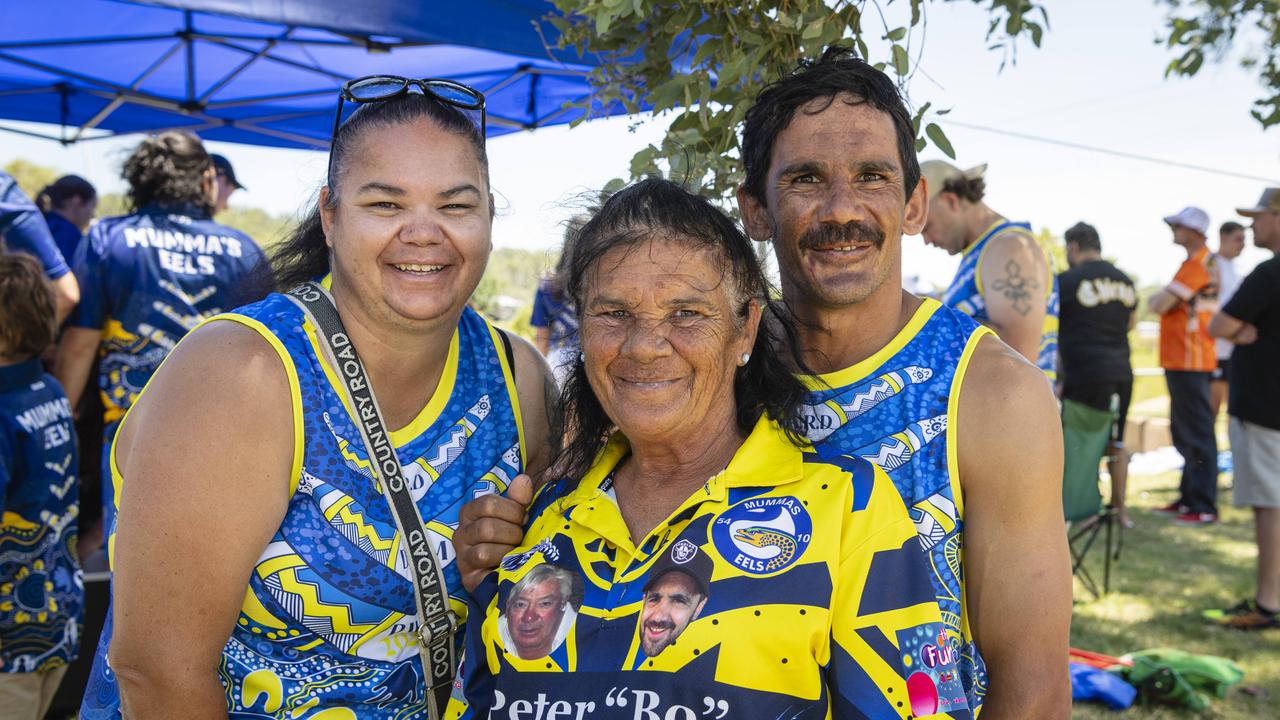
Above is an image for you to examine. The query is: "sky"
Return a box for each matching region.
[2,0,1277,289]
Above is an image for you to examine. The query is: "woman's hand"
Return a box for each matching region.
[454,474,533,592]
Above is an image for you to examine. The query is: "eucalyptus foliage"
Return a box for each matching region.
[1161,0,1280,128]
[546,0,1048,203]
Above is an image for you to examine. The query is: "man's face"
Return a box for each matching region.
[738,95,926,312]
[64,195,97,232]
[920,191,969,255]
[508,578,567,659]
[1171,224,1202,248]
[1251,212,1280,252]
[640,571,707,657]
[215,172,236,214]
[1065,241,1083,268]
[1218,228,1246,259]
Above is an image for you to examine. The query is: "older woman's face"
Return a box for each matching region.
[580,238,760,446]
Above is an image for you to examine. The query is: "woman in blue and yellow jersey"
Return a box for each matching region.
[448,180,968,720]
[80,83,555,719]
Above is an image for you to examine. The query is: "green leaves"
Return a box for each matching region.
[925,123,955,159]
[546,0,1052,203]
[891,44,910,76]
[1158,0,1280,128]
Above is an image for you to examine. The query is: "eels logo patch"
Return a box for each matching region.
[711,496,812,575]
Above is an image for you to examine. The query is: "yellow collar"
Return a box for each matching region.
[559,415,807,509]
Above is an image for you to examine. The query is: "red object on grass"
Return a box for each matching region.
[1069,647,1134,669]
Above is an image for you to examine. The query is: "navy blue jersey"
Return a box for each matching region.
[0,172,69,279]
[0,359,82,673]
[44,211,85,267]
[68,204,266,425]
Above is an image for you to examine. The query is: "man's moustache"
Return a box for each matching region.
[798,221,885,250]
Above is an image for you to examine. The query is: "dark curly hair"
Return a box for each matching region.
[941,175,985,204]
[0,253,56,360]
[552,178,809,482]
[122,131,214,215]
[741,45,920,204]
[270,91,488,290]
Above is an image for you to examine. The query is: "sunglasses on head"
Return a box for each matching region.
[328,75,487,182]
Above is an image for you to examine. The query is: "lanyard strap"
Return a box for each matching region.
[285,282,455,717]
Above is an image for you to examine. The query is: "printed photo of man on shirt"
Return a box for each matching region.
[639,539,712,658]
[498,564,581,660]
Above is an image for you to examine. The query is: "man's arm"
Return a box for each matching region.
[53,326,101,409]
[1207,311,1257,345]
[1149,256,1210,316]
[958,336,1072,719]
[1146,289,1180,316]
[108,321,294,719]
[978,233,1050,366]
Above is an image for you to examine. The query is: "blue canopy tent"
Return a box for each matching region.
[0,0,615,149]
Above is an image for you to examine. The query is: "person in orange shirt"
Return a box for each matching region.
[1148,206,1221,525]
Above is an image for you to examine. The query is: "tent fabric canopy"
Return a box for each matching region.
[0,0,609,149]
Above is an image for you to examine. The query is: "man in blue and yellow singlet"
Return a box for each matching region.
[920,161,1060,381]
[734,49,1071,719]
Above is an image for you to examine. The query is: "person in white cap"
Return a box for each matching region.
[1205,187,1280,629]
[920,160,1060,381]
[1148,205,1221,526]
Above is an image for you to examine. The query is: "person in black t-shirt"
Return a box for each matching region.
[1059,222,1138,526]
[1206,187,1280,630]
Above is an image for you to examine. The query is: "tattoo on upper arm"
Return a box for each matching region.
[990,259,1039,316]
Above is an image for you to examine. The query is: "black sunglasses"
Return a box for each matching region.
[327,75,487,182]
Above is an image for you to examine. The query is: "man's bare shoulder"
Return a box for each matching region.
[956,334,1061,485]
[963,333,1050,397]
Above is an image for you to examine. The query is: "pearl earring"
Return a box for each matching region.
[740,352,751,366]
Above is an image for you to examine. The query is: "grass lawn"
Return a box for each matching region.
[1069,470,1278,718]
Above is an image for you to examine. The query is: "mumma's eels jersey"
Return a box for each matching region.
[448,417,968,719]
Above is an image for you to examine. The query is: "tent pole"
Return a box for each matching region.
[183,11,196,103]
[199,30,294,104]
[203,37,346,82]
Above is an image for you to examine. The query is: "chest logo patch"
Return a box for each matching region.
[711,496,812,575]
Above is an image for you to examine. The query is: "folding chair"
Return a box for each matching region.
[1062,398,1123,598]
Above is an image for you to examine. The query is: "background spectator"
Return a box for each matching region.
[0,171,79,324]
[36,175,97,264]
[1147,206,1220,526]
[1059,221,1138,526]
[52,131,266,538]
[1206,188,1280,629]
[0,253,82,718]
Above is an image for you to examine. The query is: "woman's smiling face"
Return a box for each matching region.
[579,237,758,447]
